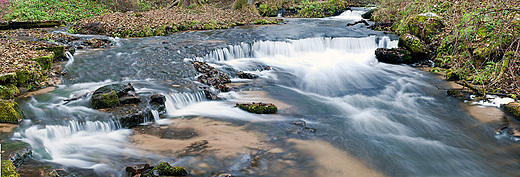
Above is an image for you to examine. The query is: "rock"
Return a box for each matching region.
[8,148,33,167]
[91,90,120,109]
[237,71,258,79]
[346,20,369,27]
[150,94,166,104]
[236,102,277,114]
[118,109,153,128]
[228,153,253,171]
[0,99,24,123]
[375,48,414,64]
[446,89,464,98]
[125,164,153,177]
[503,102,520,120]
[90,83,137,109]
[398,33,428,56]
[119,95,141,105]
[1,160,20,177]
[192,61,231,92]
[397,12,444,43]
[81,38,112,49]
[361,8,376,20]
[148,162,188,177]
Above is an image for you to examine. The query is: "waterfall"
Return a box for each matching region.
[197,36,396,62]
[64,51,75,68]
[165,91,206,115]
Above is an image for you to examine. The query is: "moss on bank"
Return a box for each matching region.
[372,0,520,96]
[0,99,24,123]
[148,162,188,177]
[1,160,20,177]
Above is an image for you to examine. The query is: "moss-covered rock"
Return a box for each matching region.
[90,90,120,109]
[1,160,20,177]
[398,33,427,54]
[503,102,520,119]
[31,54,54,71]
[0,99,24,123]
[445,70,460,81]
[375,48,414,64]
[361,8,376,20]
[0,85,20,100]
[237,102,277,114]
[397,12,444,43]
[148,162,188,177]
[45,46,66,62]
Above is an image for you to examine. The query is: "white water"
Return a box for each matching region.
[64,51,75,68]
[13,120,139,173]
[329,10,365,20]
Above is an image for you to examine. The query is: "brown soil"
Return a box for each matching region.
[73,5,276,37]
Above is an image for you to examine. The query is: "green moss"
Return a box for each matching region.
[1,160,20,177]
[445,70,459,81]
[503,102,520,118]
[148,162,188,177]
[0,85,20,100]
[0,74,17,85]
[233,0,249,10]
[237,103,278,114]
[15,65,43,88]
[398,33,427,54]
[397,13,444,43]
[31,54,54,71]
[90,90,120,109]
[0,99,24,123]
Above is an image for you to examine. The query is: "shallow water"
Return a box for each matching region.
[10,9,520,176]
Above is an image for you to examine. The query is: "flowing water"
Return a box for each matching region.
[9,9,520,176]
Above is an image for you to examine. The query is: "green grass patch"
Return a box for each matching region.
[6,0,112,22]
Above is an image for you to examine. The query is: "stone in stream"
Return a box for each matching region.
[125,164,153,177]
[236,102,278,114]
[90,83,166,128]
[148,162,188,177]
[237,71,258,79]
[375,48,413,64]
[396,12,444,44]
[228,153,253,171]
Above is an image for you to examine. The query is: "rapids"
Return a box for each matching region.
[8,8,520,176]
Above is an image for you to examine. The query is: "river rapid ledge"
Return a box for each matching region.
[2,8,520,177]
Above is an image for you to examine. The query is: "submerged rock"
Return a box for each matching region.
[0,99,24,123]
[236,102,277,114]
[148,162,188,177]
[237,71,258,79]
[375,48,413,64]
[192,61,231,92]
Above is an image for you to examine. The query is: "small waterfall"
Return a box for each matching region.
[165,92,206,115]
[330,10,365,20]
[197,36,397,62]
[64,51,75,68]
[151,110,160,122]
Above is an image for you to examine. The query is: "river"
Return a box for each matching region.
[10,8,520,177]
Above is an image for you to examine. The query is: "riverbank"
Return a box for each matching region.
[370,0,519,97]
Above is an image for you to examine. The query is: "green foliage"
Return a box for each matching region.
[1,160,20,177]
[258,4,278,17]
[0,84,19,100]
[233,0,249,10]
[296,0,347,18]
[6,0,112,22]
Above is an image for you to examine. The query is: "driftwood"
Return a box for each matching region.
[63,91,92,103]
[0,21,65,30]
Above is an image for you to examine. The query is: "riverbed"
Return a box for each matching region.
[8,9,520,176]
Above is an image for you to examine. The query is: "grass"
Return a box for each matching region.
[373,0,520,94]
[5,0,112,22]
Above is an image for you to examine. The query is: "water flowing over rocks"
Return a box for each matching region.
[192,61,231,93]
[90,83,166,128]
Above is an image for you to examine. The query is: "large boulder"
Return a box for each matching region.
[90,83,136,109]
[397,12,444,43]
[375,48,414,64]
[0,100,24,123]
[398,33,429,60]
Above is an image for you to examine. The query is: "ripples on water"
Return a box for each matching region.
[11,9,520,176]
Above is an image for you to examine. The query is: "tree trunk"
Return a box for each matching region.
[133,0,139,12]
